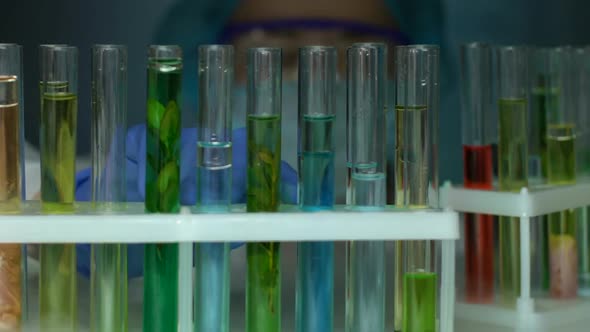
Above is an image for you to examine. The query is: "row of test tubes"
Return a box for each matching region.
[0,42,439,331]
[461,43,590,305]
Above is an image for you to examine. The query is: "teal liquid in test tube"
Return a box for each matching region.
[194,45,233,332]
[246,47,282,332]
[296,46,336,332]
[90,45,128,332]
[345,45,386,332]
[394,45,440,332]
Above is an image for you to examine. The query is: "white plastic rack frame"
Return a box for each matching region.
[0,202,459,332]
[442,181,590,331]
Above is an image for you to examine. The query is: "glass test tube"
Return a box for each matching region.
[39,44,78,331]
[575,47,590,296]
[529,48,553,294]
[394,45,439,332]
[345,45,386,332]
[144,45,182,332]
[546,47,578,299]
[497,46,528,304]
[0,43,24,331]
[194,45,233,332]
[296,46,336,332]
[246,47,282,332]
[460,43,495,303]
[90,45,128,332]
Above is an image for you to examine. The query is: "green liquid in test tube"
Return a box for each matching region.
[143,45,182,332]
[39,45,78,332]
[245,47,282,332]
[497,46,528,304]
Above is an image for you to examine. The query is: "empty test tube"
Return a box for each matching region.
[296,46,336,332]
[90,44,128,332]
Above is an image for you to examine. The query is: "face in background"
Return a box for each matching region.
[225,0,399,204]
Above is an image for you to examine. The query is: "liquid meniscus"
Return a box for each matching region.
[197,141,232,210]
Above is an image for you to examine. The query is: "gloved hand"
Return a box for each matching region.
[75,124,298,278]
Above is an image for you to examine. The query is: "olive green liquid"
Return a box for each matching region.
[39,91,78,331]
[246,114,281,332]
[530,86,557,293]
[547,124,578,298]
[144,58,181,332]
[498,98,528,304]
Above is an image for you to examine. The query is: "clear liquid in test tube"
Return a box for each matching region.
[345,44,386,332]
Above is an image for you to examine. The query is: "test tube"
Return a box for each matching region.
[460,43,495,303]
[194,45,233,332]
[296,46,336,332]
[0,43,24,330]
[546,47,578,299]
[345,45,386,332]
[497,46,528,304]
[529,48,552,294]
[575,46,590,296]
[246,47,282,332]
[394,45,439,332]
[90,45,128,332]
[39,44,78,331]
[144,45,182,332]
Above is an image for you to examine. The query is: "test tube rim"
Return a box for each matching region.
[298,45,336,53]
[198,44,234,51]
[0,43,21,50]
[247,46,282,55]
[352,42,387,47]
[148,44,182,60]
[92,44,127,51]
[461,42,491,50]
[395,44,439,50]
[39,44,76,52]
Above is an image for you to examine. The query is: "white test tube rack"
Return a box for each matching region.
[442,181,590,331]
[0,203,459,332]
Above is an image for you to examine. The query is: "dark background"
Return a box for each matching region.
[1,0,589,183]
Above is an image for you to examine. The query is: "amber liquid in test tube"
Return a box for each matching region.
[0,43,24,331]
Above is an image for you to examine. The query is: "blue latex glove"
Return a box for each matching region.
[75,124,298,278]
